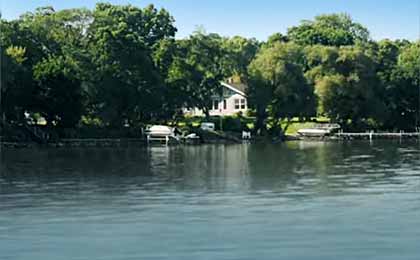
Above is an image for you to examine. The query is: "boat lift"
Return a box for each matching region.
[146,125,180,146]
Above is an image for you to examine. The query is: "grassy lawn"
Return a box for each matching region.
[175,116,330,135]
[281,117,330,135]
[282,121,316,135]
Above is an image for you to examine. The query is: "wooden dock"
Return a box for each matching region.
[336,131,420,140]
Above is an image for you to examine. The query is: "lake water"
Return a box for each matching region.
[1,141,420,260]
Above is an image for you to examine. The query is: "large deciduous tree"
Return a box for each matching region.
[248,42,316,135]
[87,3,176,126]
[305,45,384,130]
[164,31,228,117]
[1,7,91,127]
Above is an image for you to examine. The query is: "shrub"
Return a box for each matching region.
[222,116,243,132]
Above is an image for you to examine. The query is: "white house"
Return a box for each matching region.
[184,81,249,116]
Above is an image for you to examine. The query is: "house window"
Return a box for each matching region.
[223,100,227,110]
[213,100,219,110]
[240,99,246,109]
[234,99,240,109]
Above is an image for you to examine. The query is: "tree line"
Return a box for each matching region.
[1,4,419,134]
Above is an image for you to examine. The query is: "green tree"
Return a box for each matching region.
[221,36,260,79]
[288,13,370,46]
[265,33,289,47]
[305,45,384,129]
[248,42,316,135]
[0,44,34,122]
[165,31,228,117]
[87,3,176,126]
[396,42,420,129]
[398,42,420,85]
[2,7,92,127]
[33,55,83,127]
[373,40,406,130]
[0,19,35,123]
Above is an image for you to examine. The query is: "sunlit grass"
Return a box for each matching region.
[174,116,329,135]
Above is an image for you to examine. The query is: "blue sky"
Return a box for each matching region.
[1,0,419,41]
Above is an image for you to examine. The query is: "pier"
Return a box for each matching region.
[336,131,420,140]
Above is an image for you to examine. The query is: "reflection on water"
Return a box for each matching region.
[0,141,420,260]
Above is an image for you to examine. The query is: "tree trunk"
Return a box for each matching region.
[203,107,210,119]
[255,105,267,135]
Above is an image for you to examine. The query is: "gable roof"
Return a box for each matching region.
[221,82,248,96]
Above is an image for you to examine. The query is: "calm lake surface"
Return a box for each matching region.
[1,141,420,260]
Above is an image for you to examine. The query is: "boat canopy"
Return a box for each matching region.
[146,125,173,136]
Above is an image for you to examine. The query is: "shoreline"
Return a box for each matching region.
[1,132,420,149]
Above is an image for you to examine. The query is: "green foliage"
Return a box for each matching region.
[0,19,36,122]
[221,36,260,79]
[222,116,252,132]
[288,13,370,46]
[1,44,34,122]
[86,3,176,126]
[398,42,420,85]
[266,33,289,47]
[1,7,91,127]
[5,46,27,64]
[248,42,316,133]
[305,45,385,130]
[165,31,228,116]
[390,42,420,130]
[1,6,419,136]
[33,55,83,127]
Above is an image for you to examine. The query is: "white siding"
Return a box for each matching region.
[209,94,247,116]
[183,83,248,117]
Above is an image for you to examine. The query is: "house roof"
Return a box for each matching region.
[221,82,248,96]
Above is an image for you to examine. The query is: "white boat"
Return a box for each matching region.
[146,125,179,145]
[297,124,341,137]
[146,125,173,137]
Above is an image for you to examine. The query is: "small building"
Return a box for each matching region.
[184,81,248,116]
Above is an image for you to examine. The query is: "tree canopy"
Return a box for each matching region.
[248,42,316,133]
[288,14,370,46]
[86,3,176,126]
[1,5,418,136]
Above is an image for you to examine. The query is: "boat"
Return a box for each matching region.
[145,125,180,145]
[297,123,341,137]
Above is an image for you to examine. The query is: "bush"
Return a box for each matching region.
[176,115,255,133]
[60,126,144,139]
[222,116,243,132]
